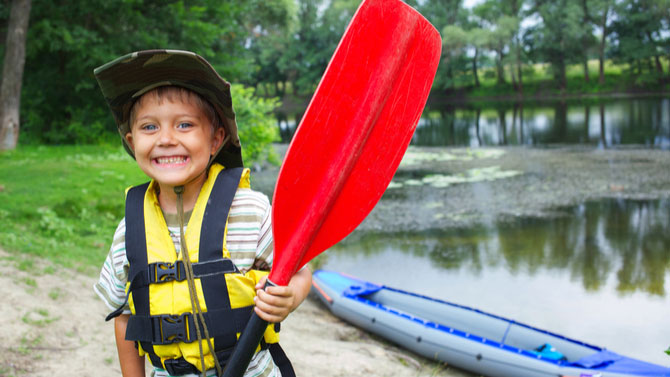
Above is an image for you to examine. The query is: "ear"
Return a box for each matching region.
[124,132,135,152]
[210,126,226,155]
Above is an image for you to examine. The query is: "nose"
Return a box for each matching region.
[157,125,177,146]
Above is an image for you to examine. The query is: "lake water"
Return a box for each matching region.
[277,96,670,149]
[276,96,670,367]
[322,199,670,366]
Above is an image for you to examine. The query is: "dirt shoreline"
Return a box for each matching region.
[2,145,669,377]
[0,248,472,377]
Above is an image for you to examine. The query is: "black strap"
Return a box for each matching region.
[131,259,239,291]
[269,343,296,377]
[199,167,244,350]
[125,306,253,345]
[124,182,162,366]
[163,347,235,376]
[105,259,240,321]
[159,342,293,376]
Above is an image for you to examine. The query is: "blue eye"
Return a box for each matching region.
[177,122,193,129]
[142,124,157,131]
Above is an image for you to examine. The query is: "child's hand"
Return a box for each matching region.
[253,267,312,323]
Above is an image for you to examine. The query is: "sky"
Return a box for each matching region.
[462,0,483,9]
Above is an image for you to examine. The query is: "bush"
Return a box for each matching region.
[231,85,281,166]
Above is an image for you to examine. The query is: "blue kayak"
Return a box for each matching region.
[311,270,670,377]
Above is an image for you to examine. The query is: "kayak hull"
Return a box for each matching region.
[312,270,670,377]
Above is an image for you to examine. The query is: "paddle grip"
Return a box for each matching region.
[222,280,275,377]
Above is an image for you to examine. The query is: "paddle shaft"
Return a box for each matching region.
[222,281,274,377]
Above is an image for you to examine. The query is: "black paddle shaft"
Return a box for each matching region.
[222,280,274,377]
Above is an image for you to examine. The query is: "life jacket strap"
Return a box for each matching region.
[269,343,296,377]
[162,346,235,376]
[158,341,295,377]
[125,306,253,346]
[105,259,240,322]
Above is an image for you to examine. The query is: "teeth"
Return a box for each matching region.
[156,156,186,164]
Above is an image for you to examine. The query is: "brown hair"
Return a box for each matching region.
[129,86,223,131]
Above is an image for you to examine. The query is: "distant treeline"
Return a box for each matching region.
[0,0,668,145]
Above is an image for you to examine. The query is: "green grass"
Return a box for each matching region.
[452,58,669,100]
[0,145,148,273]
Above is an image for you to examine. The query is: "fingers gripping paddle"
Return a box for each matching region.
[222,0,441,375]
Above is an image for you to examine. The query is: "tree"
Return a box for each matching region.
[609,0,667,81]
[578,0,596,82]
[473,1,516,85]
[467,27,489,87]
[589,0,615,84]
[0,0,31,150]
[441,25,469,86]
[529,0,584,90]
[418,0,467,90]
[18,0,282,145]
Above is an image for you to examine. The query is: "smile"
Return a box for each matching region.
[154,156,188,165]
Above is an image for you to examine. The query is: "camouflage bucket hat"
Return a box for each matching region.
[94,49,243,168]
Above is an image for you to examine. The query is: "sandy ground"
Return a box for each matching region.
[0,248,473,377]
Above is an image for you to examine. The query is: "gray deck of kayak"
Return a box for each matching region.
[318,282,638,377]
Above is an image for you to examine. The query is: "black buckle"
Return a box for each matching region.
[162,347,234,376]
[155,313,189,344]
[163,358,198,376]
[155,262,179,283]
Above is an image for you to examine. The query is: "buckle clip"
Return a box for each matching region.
[157,313,189,344]
[163,358,198,376]
[155,262,178,283]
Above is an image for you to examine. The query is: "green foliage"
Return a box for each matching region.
[231,84,281,165]
[1,0,668,148]
[9,0,290,157]
[247,0,361,97]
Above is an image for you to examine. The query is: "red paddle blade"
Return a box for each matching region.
[269,0,442,285]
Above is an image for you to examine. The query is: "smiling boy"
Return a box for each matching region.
[93,50,311,377]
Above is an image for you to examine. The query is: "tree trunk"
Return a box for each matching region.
[583,59,590,82]
[599,102,606,148]
[581,0,590,83]
[519,103,524,144]
[475,108,482,146]
[472,48,480,87]
[654,55,663,75]
[557,54,567,91]
[0,0,32,151]
[598,6,609,85]
[496,48,506,85]
[516,38,523,94]
[646,31,664,75]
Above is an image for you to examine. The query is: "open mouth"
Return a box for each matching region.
[153,156,188,165]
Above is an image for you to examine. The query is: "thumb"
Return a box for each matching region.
[255,275,268,290]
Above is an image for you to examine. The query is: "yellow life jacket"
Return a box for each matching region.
[120,163,280,374]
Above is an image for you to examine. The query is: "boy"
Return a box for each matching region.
[93,50,312,377]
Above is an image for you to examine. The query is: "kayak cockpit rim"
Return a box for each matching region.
[346,284,604,366]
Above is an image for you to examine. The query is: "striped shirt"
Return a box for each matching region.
[94,187,280,377]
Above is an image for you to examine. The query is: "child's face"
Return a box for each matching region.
[125,94,225,191]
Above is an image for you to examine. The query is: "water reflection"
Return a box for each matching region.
[277,97,670,149]
[330,199,670,296]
